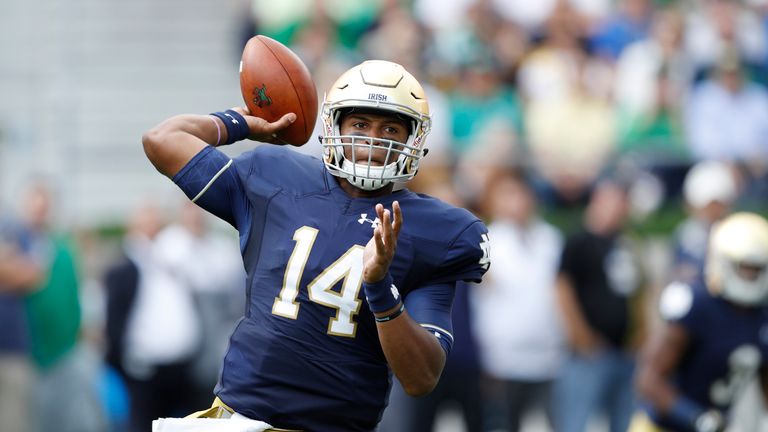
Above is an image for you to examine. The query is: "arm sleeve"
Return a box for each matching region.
[172,146,250,230]
[670,297,701,335]
[659,282,701,335]
[404,282,456,356]
[428,220,490,285]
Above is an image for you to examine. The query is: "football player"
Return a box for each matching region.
[631,212,768,432]
[142,60,490,432]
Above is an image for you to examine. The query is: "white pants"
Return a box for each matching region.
[152,413,273,432]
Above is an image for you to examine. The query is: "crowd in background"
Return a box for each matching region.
[1,0,768,431]
[242,0,768,216]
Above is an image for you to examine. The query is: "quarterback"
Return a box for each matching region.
[631,212,768,432]
[142,60,490,431]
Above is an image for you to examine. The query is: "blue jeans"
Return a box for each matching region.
[553,349,636,432]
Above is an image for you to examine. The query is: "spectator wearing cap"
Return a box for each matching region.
[669,160,739,285]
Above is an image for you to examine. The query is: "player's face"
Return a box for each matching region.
[338,112,410,166]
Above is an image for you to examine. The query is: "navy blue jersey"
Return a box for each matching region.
[645,282,768,431]
[173,145,489,431]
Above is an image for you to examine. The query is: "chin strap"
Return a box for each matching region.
[340,159,397,191]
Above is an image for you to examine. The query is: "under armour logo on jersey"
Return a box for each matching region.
[390,284,400,300]
[479,233,491,270]
[358,213,381,229]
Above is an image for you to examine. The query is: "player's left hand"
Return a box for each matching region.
[363,201,402,283]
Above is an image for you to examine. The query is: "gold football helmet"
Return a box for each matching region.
[706,212,768,306]
[320,60,431,191]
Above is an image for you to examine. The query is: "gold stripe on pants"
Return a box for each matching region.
[186,398,304,431]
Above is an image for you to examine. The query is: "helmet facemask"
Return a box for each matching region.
[712,259,768,306]
[323,107,427,191]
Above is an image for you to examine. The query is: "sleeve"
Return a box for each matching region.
[659,282,701,334]
[404,281,456,356]
[172,146,250,230]
[428,220,490,285]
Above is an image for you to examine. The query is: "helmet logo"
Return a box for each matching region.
[252,84,273,108]
[368,93,388,102]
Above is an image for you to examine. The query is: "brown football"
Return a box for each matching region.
[239,35,318,146]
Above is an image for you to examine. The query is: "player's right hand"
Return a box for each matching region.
[230,107,296,144]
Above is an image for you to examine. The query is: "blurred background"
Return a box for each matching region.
[1,0,767,431]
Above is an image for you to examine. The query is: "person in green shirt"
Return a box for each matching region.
[19,183,106,432]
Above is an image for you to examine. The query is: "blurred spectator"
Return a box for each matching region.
[524,56,616,206]
[0,202,42,432]
[614,6,690,120]
[614,6,691,175]
[360,1,425,72]
[243,0,383,51]
[617,65,689,202]
[518,2,616,207]
[487,20,531,86]
[444,2,523,157]
[554,179,647,432]
[517,2,591,104]
[323,0,384,50]
[443,58,522,153]
[104,202,201,432]
[670,160,739,286]
[471,171,565,431]
[589,0,653,61]
[489,0,559,31]
[153,201,245,405]
[685,0,767,76]
[413,0,475,33]
[454,116,521,212]
[241,0,314,47]
[684,48,768,165]
[447,56,523,205]
[489,0,609,32]
[18,182,106,432]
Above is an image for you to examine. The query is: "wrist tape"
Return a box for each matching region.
[210,110,249,145]
[363,273,401,314]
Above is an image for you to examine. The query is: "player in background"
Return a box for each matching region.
[630,212,768,432]
[142,60,490,432]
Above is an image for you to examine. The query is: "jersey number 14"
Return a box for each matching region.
[272,226,364,338]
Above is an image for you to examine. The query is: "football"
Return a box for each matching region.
[239,35,318,146]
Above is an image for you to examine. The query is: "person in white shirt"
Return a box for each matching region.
[471,171,565,431]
